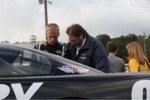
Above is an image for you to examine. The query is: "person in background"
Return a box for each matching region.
[106,41,125,73]
[126,41,149,72]
[64,24,109,73]
[34,23,64,56]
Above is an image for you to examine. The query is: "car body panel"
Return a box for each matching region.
[0,43,149,99]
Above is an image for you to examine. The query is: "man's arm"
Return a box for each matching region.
[93,41,110,73]
[63,42,72,59]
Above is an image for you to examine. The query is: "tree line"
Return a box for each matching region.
[96,33,150,63]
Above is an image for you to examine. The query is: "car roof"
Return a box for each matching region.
[0,43,104,75]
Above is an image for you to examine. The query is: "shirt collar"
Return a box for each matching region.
[76,38,86,49]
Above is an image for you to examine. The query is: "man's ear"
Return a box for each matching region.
[80,34,84,38]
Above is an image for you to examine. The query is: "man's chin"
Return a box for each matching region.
[47,41,56,45]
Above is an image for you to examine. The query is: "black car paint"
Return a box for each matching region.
[0,44,149,99]
[1,73,149,99]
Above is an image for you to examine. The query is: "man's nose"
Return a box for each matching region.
[51,38,55,41]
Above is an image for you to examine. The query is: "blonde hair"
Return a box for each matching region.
[46,23,59,33]
[126,41,147,65]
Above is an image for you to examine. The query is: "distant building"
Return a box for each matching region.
[12,35,42,49]
[30,35,37,43]
[1,40,10,44]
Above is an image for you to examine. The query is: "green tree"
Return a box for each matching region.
[59,42,67,46]
[146,35,150,61]
[112,34,139,63]
[96,34,111,48]
[95,33,150,63]
[138,34,150,61]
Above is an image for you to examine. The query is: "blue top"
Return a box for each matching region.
[64,35,109,73]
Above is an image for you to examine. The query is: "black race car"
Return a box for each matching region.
[0,43,149,100]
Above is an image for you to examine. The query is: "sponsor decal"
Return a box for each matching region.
[0,82,43,100]
[80,57,86,60]
[58,65,89,73]
[80,52,86,60]
[22,63,30,67]
[81,53,86,56]
[132,80,150,100]
[55,50,62,54]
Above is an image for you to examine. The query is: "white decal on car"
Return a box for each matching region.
[0,84,10,99]
[0,82,43,100]
[132,80,150,100]
[58,65,89,73]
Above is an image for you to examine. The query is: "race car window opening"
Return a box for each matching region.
[0,49,21,64]
[12,50,53,75]
[0,57,27,76]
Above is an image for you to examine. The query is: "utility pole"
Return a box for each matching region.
[143,32,147,56]
[38,0,52,28]
[44,0,48,27]
[38,0,52,40]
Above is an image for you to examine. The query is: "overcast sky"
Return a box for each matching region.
[0,0,150,43]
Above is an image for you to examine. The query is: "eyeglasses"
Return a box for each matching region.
[69,39,76,42]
